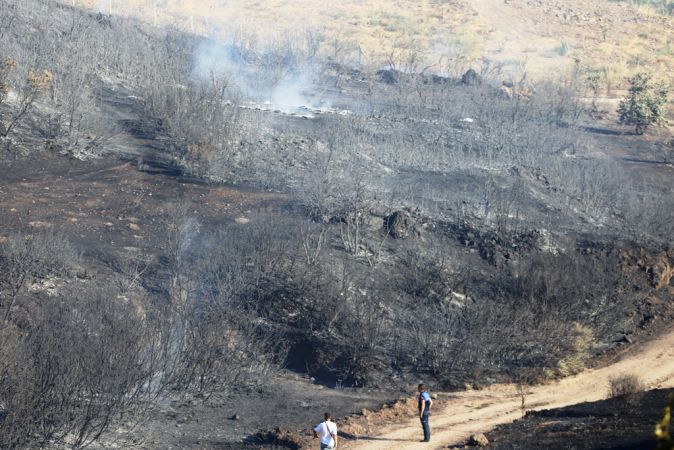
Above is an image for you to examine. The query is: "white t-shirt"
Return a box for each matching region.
[314,420,337,446]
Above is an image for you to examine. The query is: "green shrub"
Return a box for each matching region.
[618,73,669,134]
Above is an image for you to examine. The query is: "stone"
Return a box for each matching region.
[619,335,633,344]
[469,433,489,446]
[383,211,413,239]
[376,69,400,84]
[461,69,482,86]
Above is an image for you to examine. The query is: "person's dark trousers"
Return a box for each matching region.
[420,411,430,442]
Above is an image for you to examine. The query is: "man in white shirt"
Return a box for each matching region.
[313,412,338,449]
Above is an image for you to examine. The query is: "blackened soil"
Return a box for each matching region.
[0,153,287,274]
[485,388,674,450]
[97,373,394,449]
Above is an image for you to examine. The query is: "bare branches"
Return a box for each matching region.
[0,231,79,325]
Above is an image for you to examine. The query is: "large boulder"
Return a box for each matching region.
[461,68,482,86]
[383,211,413,239]
[376,68,401,84]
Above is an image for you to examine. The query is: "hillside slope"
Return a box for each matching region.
[342,323,674,449]
[69,0,674,88]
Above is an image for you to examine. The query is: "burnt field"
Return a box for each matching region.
[484,388,674,450]
[0,0,673,448]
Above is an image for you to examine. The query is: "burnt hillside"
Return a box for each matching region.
[0,0,672,448]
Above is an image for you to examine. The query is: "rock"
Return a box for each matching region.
[383,211,413,239]
[649,258,674,289]
[429,74,450,84]
[469,433,489,446]
[619,335,633,344]
[431,393,438,400]
[376,69,400,84]
[461,69,482,86]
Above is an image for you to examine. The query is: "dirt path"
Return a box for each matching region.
[344,324,674,449]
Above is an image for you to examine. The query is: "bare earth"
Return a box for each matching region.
[345,324,674,449]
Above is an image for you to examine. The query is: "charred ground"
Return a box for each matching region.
[483,388,674,450]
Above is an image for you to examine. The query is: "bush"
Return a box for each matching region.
[608,373,645,413]
[0,287,154,449]
[0,231,80,324]
[608,373,646,398]
[557,323,594,377]
[618,73,669,135]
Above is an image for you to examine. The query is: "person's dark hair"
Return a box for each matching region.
[324,412,331,420]
[418,383,425,390]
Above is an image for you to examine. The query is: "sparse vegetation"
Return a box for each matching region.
[609,373,646,413]
[611,0,674,14]
[609,373,646,398]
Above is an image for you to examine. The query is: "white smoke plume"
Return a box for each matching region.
[191,38,329,112]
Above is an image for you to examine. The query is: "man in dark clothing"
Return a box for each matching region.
[418,383,433,442]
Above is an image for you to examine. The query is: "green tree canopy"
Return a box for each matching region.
[618,73,669,135]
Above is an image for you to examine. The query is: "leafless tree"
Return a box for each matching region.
[0,285,156,449]
[0,231,79,325]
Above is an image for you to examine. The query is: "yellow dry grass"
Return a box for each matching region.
[74,0,472,70]
[70,0,673,90]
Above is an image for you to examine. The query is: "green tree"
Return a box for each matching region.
[618,73,669,135]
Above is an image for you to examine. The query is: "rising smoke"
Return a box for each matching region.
[191,37,329,111]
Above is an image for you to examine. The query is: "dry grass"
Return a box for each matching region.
[608,373,646,402]
[69,0,672,98]
[558,323,595,377]
[70,0,471,67]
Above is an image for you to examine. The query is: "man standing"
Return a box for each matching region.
[418,383,433,442]
[314,412,338,449]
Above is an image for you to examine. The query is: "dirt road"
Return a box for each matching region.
[345,325,674,449]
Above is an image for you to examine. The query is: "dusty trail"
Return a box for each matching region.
[345,324,674,449]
